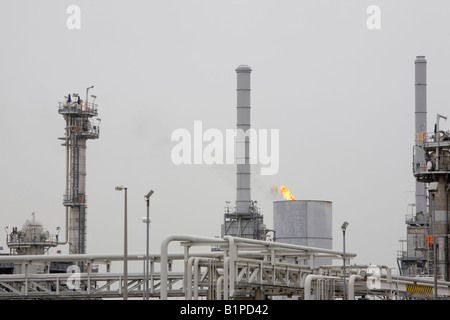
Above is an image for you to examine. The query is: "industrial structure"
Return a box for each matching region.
[6,213,59,257]
[4,213,59,274]
[57,87,100,255]
[2,234,450,300]
[273,200,333,266]
[1,88,100,274]
[2,63,450,300]
[398,56,450,282]
[221,65,266,240]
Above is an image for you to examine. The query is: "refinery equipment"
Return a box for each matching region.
[58,87,100,255]
[399,56,450,281]
[398,56,431,277]
[0,89,100,275]
[4,63,450,300]
[6,213,58,256]
[221,65,266,240]
[273,200,333,266]
[5,213,61,274]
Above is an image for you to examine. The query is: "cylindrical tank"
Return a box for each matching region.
[273,200,332,263]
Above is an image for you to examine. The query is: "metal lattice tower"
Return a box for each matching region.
[58,87,100,255]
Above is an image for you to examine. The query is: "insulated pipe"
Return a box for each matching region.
[194,257,201,300]
[193,257,213,300]
[0,252,157,263]
[224,236,238,299]
[436,114,447,170]
[186,256,196,299]
[415,56,427,215]
[348,274,364,300]
[57,209,69,245]
[390,274,450,286]
[235,65,252,215]
[223,257,230,300]
[223,235,356,259]
[160,234,226,300]
[304,274,340,300]
[224,235,356,299]
[159,234,356,299]
[186,257,213,300]
[58,135,70,246]
[216,275,224,300]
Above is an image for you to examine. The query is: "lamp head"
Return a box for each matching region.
[145,190,154,199]
[341,221,349,231]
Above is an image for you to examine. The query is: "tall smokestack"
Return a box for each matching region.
[222,65,265,239]
[235,65,252,215]
[414,56,427,215]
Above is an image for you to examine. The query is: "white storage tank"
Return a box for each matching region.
[273,200,332,265]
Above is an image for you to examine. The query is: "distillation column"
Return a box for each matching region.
[58,90,100,254]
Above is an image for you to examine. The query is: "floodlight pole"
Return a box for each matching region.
[144,190,154,300]
[116,186,128,300]
[341,221,349,300]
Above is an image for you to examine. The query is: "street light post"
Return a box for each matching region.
[341,221,349,300]
[143,190,154,301]
[115,185,128,300]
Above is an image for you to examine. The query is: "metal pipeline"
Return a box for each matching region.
[223,235,356,259]
[186,257,214,300]
[186,256,196,299]
[223,257,230,300]
[304,274,340,300]
[216,275,224,300]
[193,257,213,300]
[160,234,357,300]
[348,274,364,300]
[58,135,70,246]
[159,234,226,300]
[223,236,237,298]
[56,209,69,246]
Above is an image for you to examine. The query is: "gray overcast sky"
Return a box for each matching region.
[0,0,449,272]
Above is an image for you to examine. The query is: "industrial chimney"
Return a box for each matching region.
[235,65,252,215]
[221,65,265,240]
[414,56,427,216]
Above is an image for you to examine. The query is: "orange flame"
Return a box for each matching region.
[279,186,296,200]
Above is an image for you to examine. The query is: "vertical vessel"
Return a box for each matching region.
[58,88,100,254]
